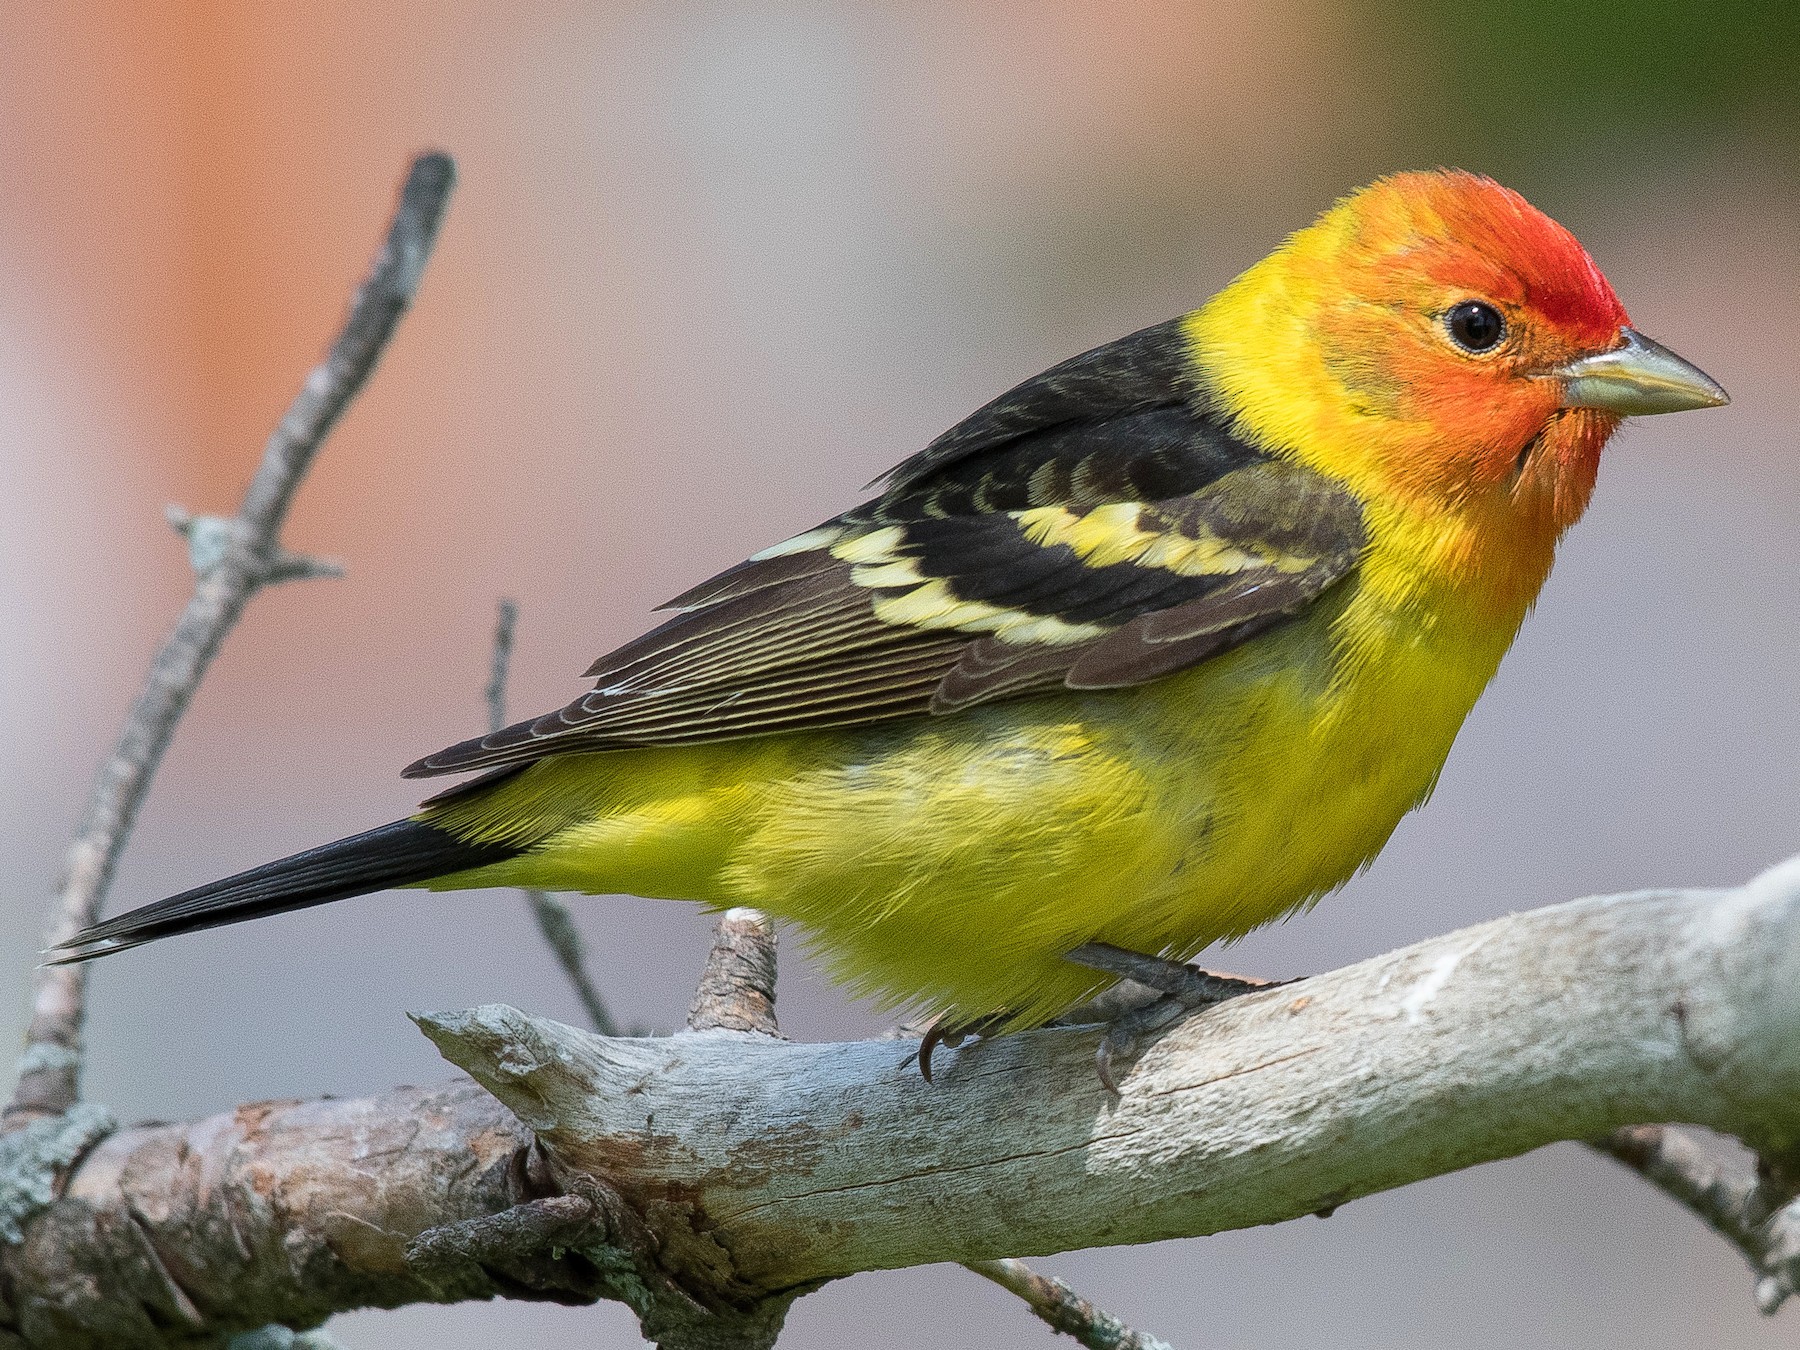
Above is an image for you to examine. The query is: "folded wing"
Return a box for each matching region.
[405,320,1364,778]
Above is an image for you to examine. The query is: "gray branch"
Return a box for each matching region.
[1594,1124,1800,1312]
[668,878,1167,1345]
[5,859,1798,1345]
[403,859,1800,1297]
[965,1260,1173,1350]
[5,152,456,1126]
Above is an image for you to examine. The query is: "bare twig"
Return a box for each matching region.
[1594,1125,1800,1314]
[966,1259,1174,1350]
[524,892,623,1037]
[484,599,624,1038]
[5,151,457,1126]
[482,596,519,733]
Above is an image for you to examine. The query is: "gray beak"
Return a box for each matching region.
[1554,328,1729,415]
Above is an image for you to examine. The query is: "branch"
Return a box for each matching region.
[5,1080,541,1346]
[5,152,457,1126]
[428,908,804,1347]
[676,887,1172,1346]
[395,859,1800,1295]
[12,859,1795,1345]
[965,1260,1172,1350]
[1594,1125,1800,1313]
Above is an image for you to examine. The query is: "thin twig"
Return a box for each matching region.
[1593,1126,1800,1314]
[5,152,457,1126]
[481,596,519,734]
[966,1259,1175,1350]
[485,599,622,1038]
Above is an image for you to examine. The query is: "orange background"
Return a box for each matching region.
[0,4,1795,1347]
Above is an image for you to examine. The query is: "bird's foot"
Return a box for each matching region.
[1065,943,1284,1094]
[917,1010,1013,1083]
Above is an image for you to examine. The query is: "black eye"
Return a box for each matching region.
[1446,300,1506,353]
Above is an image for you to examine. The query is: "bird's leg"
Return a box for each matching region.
[917,1010,1013,1083]
[1068,943,1270,1003]
[1065,942,1285,1094]
[916,949,1284,1088]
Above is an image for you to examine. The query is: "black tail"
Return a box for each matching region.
[47,820,521,964]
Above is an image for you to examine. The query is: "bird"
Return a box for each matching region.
[55,170,1728,1084]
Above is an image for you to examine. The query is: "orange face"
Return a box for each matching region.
[1189,170,1723,557]
[1312,174,1638,537]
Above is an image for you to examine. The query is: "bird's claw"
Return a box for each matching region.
[1092,996,1187,1093]
[1069,943,1286,1095]
[917,1011,1011,1083]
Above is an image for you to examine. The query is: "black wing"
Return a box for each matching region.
[405,320,1363,778]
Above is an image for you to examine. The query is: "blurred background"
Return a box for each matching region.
[0,2,1795,1346]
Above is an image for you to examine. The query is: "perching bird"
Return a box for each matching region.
[57,171,1727,1080]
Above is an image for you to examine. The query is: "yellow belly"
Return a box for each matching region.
[424,577,1514,1029]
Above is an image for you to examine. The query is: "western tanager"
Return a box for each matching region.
[58,171,1727,1076]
